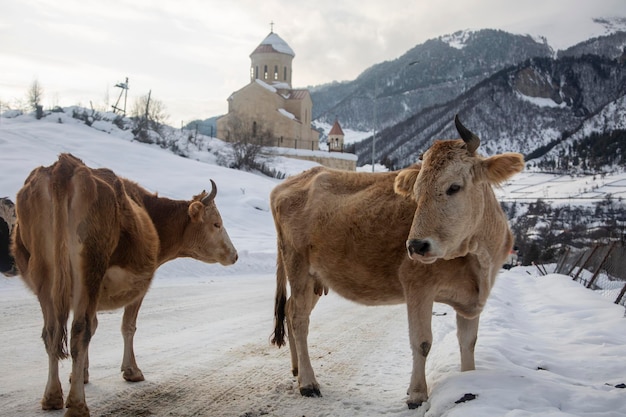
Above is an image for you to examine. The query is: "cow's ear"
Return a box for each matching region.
[188,201,205,223]
[479,153,524,184]
[394,166,420,197]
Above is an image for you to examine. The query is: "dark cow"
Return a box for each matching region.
[0,197,16,276]
[270,116,524,409]
[12,153,238,417]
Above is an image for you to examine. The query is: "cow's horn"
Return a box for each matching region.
[202,180,217,204]
[454,114,480,154]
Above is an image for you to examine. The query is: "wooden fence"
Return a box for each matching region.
[554,242,626,306]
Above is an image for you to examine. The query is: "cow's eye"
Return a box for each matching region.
[446,184,461,195]
[214,223,221,229]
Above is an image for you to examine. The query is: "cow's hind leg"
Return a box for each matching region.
[456,314,479,371]
[14,233,65,410]
[69,315,97,384]
[285,281,322,378]
[65,298,97,417]
[121,297,146,382]
[39,292,65,411]
[286,267,322,396]
[65,245,107,416]
[286,297,299,377]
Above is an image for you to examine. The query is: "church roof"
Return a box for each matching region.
[329,120,345,136]
[251,32,295,57]
[288,89,310,100]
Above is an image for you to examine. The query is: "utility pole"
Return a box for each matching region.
[144,90,151,119]
[112,77,129,116]
[372,76,378,172]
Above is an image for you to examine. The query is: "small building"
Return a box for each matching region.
[328,119,345,152]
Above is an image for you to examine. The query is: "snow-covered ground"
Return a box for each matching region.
[1,113,625,416]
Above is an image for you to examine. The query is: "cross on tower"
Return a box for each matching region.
[270,21,274,33]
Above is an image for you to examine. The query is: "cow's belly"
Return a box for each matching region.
[97,266,154,310]
[311,262,405,306]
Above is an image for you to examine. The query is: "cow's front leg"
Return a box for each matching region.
[456,314,479,371]
[405,296,434,409]
[288,276,321,396]
[120,297,145,382]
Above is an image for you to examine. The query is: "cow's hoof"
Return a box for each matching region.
[292,368,298,377]
[407,401,422,409]
[41,394,64,410]
[407,400,430,413]
[122,367,145,382]
[64,403,90,417]
[300,386,322,397]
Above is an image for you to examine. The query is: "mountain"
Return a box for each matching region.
[558,30,626,60]
[310,29,554,132]
[350,37,626,169]
[184,115,221,137]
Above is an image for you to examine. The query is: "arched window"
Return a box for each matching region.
[274,65,279,80]
[250,66,254,79]
[255,66,259,79]
[264,65,268,80]
[284,67,287,81]
[252,121,257,137]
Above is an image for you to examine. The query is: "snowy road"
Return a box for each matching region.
[2,258,625,417]
[1,259,418,417]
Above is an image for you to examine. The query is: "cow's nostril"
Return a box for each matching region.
[407,239,430,256]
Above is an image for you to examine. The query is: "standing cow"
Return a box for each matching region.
[270,116,524,409]
[12,153,238,417]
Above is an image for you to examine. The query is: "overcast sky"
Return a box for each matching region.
[1,0,623,124]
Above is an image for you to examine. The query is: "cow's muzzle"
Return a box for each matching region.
[406,239,438,263]
[407,239,430,256]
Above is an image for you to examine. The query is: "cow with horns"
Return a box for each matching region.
[12,153,238,417]
[270,116,524,409]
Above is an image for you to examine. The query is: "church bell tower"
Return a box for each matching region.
[249,26,295,87]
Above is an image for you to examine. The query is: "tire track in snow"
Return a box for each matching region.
[93,294,418,417]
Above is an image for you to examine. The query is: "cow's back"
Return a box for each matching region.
[13,154,123,295]
[271,167,416,305]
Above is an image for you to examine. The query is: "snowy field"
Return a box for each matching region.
[495,171,626,205]
[1,113,625,416]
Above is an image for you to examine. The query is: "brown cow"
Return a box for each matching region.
[270,116,524,409]
[12,153,238,417]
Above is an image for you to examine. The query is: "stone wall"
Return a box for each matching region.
[274,151,357,171]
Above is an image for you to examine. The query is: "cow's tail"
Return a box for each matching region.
[270,232,288,348]
[48,155,76,360]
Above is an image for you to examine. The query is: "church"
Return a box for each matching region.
[216,30,320,150]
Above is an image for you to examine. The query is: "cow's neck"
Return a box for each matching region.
[470,185,512,272]
[141,194,191,265]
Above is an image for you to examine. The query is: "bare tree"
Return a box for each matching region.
[27,79,44,119]
[223,115,273,171]
[131,92,168,125]
[131,92,169,143]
